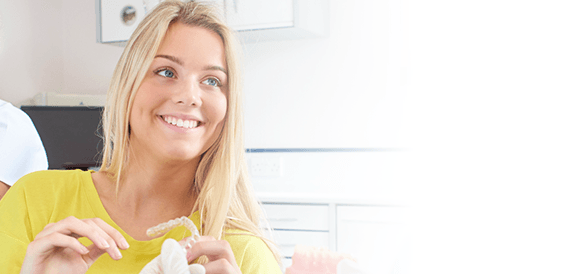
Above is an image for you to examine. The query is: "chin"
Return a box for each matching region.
[163,146,206,162]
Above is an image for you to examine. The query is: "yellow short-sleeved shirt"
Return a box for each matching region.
[0,170,281,273]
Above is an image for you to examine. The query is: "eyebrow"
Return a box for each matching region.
[155,54,183,66]
[154,55,228,75]
[204,65,228,75]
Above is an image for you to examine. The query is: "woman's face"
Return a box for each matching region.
[129,23,228,162]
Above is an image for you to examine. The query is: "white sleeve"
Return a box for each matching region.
[0,102,48,186]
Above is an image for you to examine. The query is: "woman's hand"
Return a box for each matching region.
[20,216,129,274]
[185,236,241,274]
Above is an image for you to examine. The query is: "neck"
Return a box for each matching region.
[113,149,201,219]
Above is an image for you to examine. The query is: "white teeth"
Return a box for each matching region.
[162,116,199,129]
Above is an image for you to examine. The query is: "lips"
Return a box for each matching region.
[160,115,201,129]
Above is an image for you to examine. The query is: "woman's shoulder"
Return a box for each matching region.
[222,228,263,247]
[0,170,98,251]
[223,229,281,272]
[17,169,88,181]
[12,169,92,195]
[3,169,98,225]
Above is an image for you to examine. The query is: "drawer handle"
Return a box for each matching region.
[268,218,299,222]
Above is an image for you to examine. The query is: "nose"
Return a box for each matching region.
[173,80,202,106]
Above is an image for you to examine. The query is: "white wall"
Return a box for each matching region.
[59,0,124,96]
[406,1,577,274]
[0,0,123,106]
[0,0,406,149]
[242,0,406,148]
[0,0,64,105]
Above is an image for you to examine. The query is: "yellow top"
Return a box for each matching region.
[0,170,281,273]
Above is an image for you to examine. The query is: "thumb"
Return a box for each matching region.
[161,238,190,274]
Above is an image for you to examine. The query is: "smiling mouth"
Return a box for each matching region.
[160,115,201,129]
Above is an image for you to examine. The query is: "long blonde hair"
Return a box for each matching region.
[99,0,279,263]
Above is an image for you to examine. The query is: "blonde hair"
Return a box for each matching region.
[99,0,280,263]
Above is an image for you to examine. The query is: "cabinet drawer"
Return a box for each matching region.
[336,206,409,273]
[268,230,330,258]
[261,204,329,231]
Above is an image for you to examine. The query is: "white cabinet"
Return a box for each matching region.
[260,203,332,271]
[261,204,330,231]
[260,201,409,273]
[223,0,328,43]
[95,0,328,45]
[96,0,146,44]
[273,230,330,259]
[337,206,410,274]
[224,0,293,30]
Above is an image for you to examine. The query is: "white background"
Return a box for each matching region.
[404,1,577,273]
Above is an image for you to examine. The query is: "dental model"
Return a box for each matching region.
[285,245,361,274]
[140,217,205,274]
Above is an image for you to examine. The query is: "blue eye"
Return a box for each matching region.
[156,68,175,78]
[202,77,221,87]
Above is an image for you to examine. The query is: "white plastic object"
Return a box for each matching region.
[139,238,205,274]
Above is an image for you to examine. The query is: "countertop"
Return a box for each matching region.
[255,191,409,206]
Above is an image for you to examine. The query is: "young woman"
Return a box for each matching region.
[0,1,281,273]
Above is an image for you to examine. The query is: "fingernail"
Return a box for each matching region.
[80,245,90,254]
[120,239,130,249]
[100,238,110,249]
[114,249,123,260]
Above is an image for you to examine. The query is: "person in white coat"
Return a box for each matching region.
[0,99,48,200]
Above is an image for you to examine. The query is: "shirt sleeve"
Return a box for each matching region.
[0,175,34,274]
[0,104,48,186]
[0,232,27,274]
[236,236,283,274]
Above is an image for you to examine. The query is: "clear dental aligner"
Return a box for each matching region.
[146,216,201,242]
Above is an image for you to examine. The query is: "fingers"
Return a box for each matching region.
[202,259,237,273]
[90,218,130,249]
[28,232,90,256]
[82,243,111,267]
[34,216,128,261]
[186,236,241,273]
[36,217,112,251]
[187,236,232,262]
[178,236,197,253]
[84,218,128,261]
